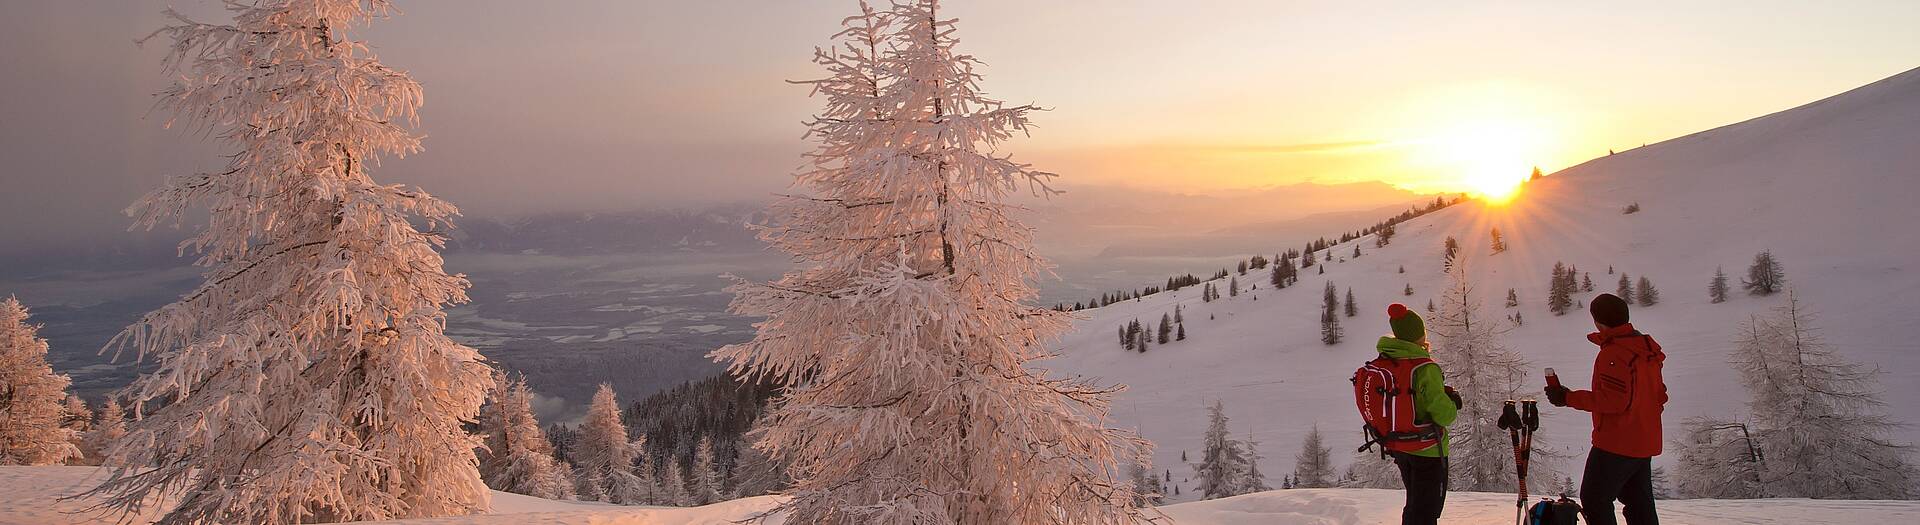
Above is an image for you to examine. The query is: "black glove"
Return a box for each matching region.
[1444,386,1463,409]
[1544,385,1570,407]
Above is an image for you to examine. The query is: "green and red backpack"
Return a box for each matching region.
[1353,355,1442,454]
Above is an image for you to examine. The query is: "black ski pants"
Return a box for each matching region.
[1580,447,1659,525]
[1392,451,1448,525]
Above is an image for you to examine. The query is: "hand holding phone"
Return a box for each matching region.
[1545,367,1561,388]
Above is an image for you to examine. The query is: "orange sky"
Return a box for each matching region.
[3,1,1918,248]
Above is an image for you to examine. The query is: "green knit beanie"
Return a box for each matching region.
[1387,303,1425,342]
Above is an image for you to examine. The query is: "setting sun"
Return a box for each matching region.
[1418,118,1552,203]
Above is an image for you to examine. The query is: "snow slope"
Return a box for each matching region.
[9,466,1918,524]
[1042,66,1920,502]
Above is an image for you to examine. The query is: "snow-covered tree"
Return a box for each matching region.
[1291,425,1334,488]
[1429,259,1552,491]
[574,384,648,504]
[1127,457,1164,507]
[691,436,723,505]
[710,2,1146,522]
[89,3,494,523]
[1637,276,1661,306]
[1583,272,1595,292]
[1671,417,1765,499]
[1339,452,1403,489]
[0,297,81,466]
[1617,273,1636,304]
[59,395,91,465]
[1192,401,1253,499]
[659,458,691,507]
[86,398,129,466]
[1709,266,1730,304]
[1730,294,1915,499]
[1743,250,1786,296]
[479,377,574,501]
[1343,287,1358,318]
[1242,431,1272,493]
[729,436,788,498]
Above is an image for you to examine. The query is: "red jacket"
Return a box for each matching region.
[1565,323,1668,458]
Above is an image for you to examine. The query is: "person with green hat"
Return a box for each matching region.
[1356,303,1462,525]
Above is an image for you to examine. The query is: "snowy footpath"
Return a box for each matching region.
[7,467,1918,524]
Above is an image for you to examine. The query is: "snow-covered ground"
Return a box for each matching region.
[8,466,1917,524]
[1042,66,1920,503]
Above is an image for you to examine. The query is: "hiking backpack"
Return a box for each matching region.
[1528,497,1582,525]
[1352,356,1442,454]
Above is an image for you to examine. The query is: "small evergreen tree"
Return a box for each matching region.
[1548,262,1574,315]
[1292,425,1334,488]
[1743,250,1786,295]
[1582,272,1595,292]
[479,377,575,500]
[1637,276,1660,306]
[1230,276,1240,297]
[87,398,129,466]
[1506,288,1520,308]
[1490,228,1508,254]
[1176,322,1186,341]
[1193,401,1252,499]
[1158,314,1173,344]
[1344,287,1358,318]
[1404,283,1415,296]
[1617,273,1635,304]
[1709,266,1730,304]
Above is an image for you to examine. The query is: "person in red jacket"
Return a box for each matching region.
[1544,293,1666,525]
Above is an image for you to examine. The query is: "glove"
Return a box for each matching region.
[1544,385,1570,407]
[1444,386,1463,409]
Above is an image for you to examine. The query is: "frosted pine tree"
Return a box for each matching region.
[574,384,648,504]
[1291,425,1334,488]
[1339,453,1403,489]
[660,459,691,506]
[691,436,723,505]
[1548,262,1573,315]
[1730,294,1916,499]
[86,398,129,467]
[88,2,494,523]
[1192,401,1252,499]
[712,1,1146,522]
[0,297,81,466]
[1670,417,1766,499]
[479,377,575,500]
[1241,431,1272,493]
[1429,259,1552,491]
[59,395,92,465]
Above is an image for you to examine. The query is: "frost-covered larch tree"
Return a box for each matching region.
[691,436,723,506]
[479,377,575,501]
[59,395,92,465]
[1339,452,1403,489]
[1729,294,1915,499]
[86,398,129,467]
[1192,401,1252,499]
[1429,259,1554,491]
[1743,250,1786,296]
[1241,431,1272,493]
[1291,425,1334,488]
[712,1,1146,522]
[87,2,494,522]
[574,384,649,504]
[0,297,81,466]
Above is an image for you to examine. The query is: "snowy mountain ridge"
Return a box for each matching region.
[1041,66,1920,503]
